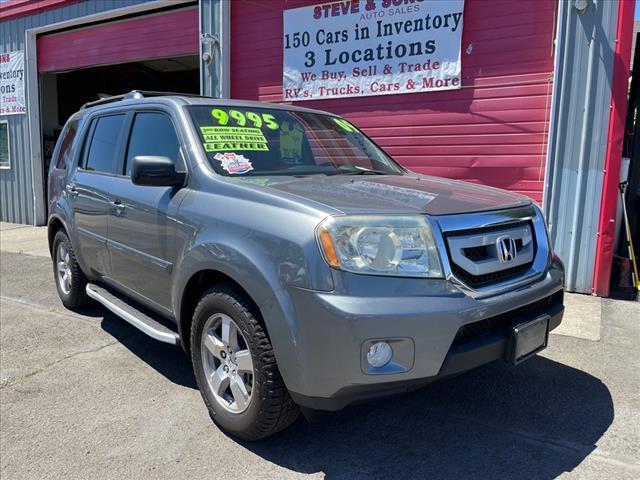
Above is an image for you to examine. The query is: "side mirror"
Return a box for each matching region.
[131,156,186,187]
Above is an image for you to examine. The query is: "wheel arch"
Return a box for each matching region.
[178,268,259,352]
[47,215,68,254]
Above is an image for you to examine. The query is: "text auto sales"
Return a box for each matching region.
[284,0,462,69]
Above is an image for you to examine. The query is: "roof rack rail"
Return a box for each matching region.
[80,91,142,110]
[80,90,209,110]
[128,90,209,99]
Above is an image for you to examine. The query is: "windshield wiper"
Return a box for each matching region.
[345,168,389,175]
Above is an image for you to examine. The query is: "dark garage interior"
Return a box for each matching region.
[39,54,199,169]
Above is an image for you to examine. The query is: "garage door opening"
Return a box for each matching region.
[40,54,199,185]
[36,4,200,206]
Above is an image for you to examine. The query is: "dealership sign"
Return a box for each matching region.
[0,51,26,115]
[283,0,464,101]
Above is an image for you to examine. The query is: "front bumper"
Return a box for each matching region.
[286,259,564,411]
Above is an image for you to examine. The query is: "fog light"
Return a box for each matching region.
[366,341,393,368]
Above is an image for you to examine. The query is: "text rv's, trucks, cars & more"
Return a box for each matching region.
[48,91,564,440]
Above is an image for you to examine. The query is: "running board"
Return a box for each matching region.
[86,283,180,345]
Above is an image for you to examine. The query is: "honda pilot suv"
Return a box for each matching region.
[48,91,564,440]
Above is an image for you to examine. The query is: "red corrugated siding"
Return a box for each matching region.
[231,0,556,202]
[37,7,199,73]
[0,0,80,21]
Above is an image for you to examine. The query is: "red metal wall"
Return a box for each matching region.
[37,7,199,73]
[0,0,80,21]
[231,0,556,202]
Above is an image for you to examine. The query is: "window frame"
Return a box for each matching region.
[121,109,185,178]
[0,120,11,170]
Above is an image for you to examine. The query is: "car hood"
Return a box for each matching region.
[234,174,531,216]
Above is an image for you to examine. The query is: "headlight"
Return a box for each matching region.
[316,215,443,278]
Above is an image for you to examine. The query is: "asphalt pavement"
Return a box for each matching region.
[1,224,639,479]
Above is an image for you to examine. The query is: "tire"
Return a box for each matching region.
[52,229,90,309]
[190,284,299,441]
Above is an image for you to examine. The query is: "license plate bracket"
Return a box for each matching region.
[506,315,550,365]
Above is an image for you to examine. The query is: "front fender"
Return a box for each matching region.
[173,234,324,395]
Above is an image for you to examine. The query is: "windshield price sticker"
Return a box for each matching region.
[280,122,304,164]
[204,142,269,152]
[201,126,267,143]
[333,118,357,133]
[200,126,270,152]
[211,108,279,130]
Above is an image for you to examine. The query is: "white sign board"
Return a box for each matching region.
[0,51,26,115]
[283,0,464,101]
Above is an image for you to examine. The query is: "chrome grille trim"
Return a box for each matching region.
[425,204,550,298]
[446,223,535,276]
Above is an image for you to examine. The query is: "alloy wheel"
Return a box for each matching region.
[201,313,254,414]
[56,242,72,295]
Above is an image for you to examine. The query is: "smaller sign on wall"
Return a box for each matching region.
[283,0,464,101]
[0,121,10,169]
[0,51,26,116]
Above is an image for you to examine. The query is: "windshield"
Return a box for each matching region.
[187,105,405,177]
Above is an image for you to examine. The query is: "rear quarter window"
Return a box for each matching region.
[53,120,79,170]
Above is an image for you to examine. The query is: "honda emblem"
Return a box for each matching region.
[496,236,517,263]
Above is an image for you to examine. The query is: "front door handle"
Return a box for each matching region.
[65,184,78,198]
[111,200,126,216]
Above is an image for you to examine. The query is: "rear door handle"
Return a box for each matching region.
[65,185,78,197]
[111,199,126,216]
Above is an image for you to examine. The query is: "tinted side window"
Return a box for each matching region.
[85,114,125,174]
[54,120,79,170]
[125,112,181,176]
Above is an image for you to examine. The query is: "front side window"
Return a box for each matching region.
[125,112,181,176]
[187,106,405,177]
[84,114,125,174]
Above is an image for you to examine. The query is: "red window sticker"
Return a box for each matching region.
[214,152,254,175]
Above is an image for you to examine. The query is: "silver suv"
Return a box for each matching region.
[48,91,564,440]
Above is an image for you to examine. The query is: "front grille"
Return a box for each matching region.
[462,245,489,261]
[461,240,527,268]
[451,262,532,287]
[451,290,563,347]
[444,220,536,288]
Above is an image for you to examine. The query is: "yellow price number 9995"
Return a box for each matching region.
[211,108,279,130]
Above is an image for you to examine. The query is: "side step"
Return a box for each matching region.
[86,283,180,345]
